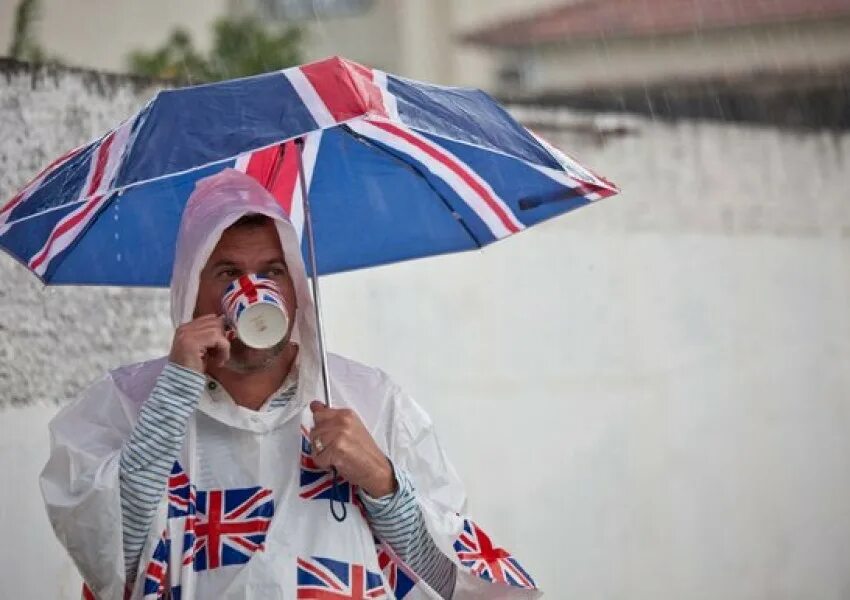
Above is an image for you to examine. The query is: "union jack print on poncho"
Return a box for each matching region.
[375,543,416,599]
[191,485,274,572]
[453,519,536,590]
[299,426,354,503]
[296,556,386,599]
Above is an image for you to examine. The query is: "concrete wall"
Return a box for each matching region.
[2,63,850,598]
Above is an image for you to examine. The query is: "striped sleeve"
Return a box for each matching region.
[358,467,457,599]
[119,362,205,580]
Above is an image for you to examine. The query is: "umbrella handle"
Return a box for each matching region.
[295,137,347,523]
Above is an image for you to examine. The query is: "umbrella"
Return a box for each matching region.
[0,56,616,286]
[2,55,618,522]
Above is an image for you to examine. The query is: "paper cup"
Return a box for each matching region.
[221,274,289,349]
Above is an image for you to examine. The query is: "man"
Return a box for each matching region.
[40,169,539,599]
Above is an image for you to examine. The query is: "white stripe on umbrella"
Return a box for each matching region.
[290,131,322,243]
[233,131,322,243]
[282,67,337,129]
[92,119,134,197]
[371,70,400,122]
[524,128,619,201]
[234,153,251,173]
[27,193,113,277]
[349,117,525,240]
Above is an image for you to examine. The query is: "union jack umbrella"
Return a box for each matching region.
[0,55,616,287]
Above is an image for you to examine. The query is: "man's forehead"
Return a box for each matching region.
[208,255,287,267]
[206,221,286,266]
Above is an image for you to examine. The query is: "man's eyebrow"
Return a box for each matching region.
[207,258,286,270]
[209,260,239,269]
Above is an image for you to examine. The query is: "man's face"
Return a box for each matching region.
[195,219,297,373]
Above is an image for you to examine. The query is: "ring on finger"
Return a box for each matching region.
[314,437,325,453]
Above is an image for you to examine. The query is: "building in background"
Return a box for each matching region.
[2,0,847,127]
[0,0,566,88]
[462,0,850,129]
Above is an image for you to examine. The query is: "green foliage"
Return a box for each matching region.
[127,17,303,84]
[9,0,47,62]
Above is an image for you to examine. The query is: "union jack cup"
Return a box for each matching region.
[221,274,289,349]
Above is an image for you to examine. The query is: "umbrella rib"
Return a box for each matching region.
[339,125,484,250]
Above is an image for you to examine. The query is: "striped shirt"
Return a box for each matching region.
[119,362,455,598]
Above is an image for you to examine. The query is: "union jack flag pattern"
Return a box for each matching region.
[168,461,194,518]
[296,556,387,599]
[234,132,321,242]
[191,485,274,572]
[375,543,416,599]
[299,426,354,503]
[453,519,536,590]
[5,116,135,279]
[221,274,285,324]
[143,531,170,598]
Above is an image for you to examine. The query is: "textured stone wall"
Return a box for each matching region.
[0,59,172,407]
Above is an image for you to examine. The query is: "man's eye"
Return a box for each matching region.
[265,267,287,276]
[220,269,240,278]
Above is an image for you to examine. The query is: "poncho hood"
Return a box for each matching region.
[169,167,321,411]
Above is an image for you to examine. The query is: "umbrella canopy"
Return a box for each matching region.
[0,56,617,286]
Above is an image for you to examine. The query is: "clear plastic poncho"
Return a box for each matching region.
[40,169,541,599]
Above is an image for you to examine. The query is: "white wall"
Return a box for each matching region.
[2,64,850,598]
[318,116,850,598]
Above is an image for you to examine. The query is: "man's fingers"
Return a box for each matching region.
[194,325,230,368]
[310,400,330,415]
[170,315,229,372]
[186,314,225,327]
[310,430,345,471]
[311,403,356,426]
[211,334,231,367]
[310,426,343,452]
[312,407,337,425]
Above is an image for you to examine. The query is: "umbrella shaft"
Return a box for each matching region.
[295,138,333,409]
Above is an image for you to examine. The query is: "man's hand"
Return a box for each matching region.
[309,401,397,498]
[168,315,231,374]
